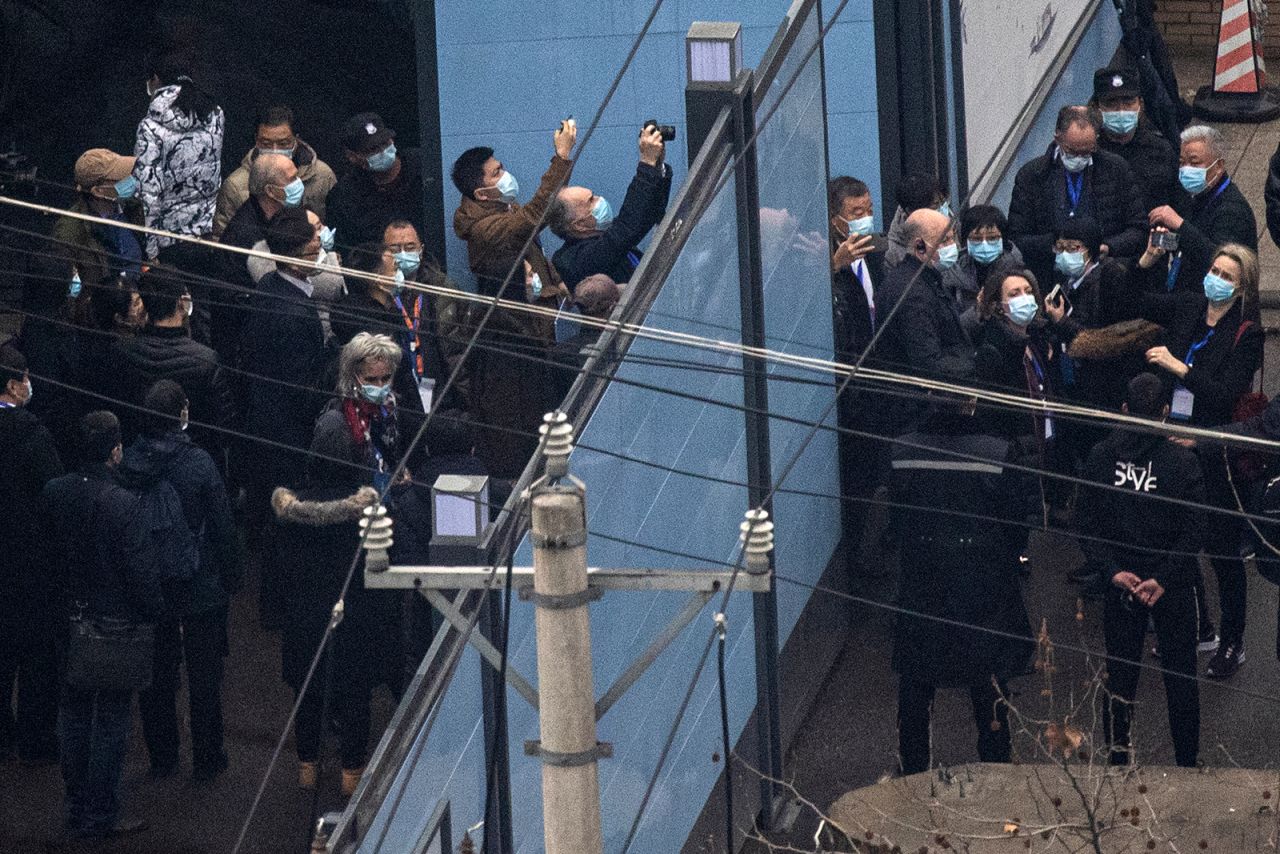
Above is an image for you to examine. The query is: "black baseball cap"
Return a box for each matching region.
[1093,67,1141,102]
[341,112,396,154]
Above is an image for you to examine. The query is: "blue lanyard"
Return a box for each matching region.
[1164,253,1182,292]
[626,250,641,270]
[1183,327,1214,367]
[1207,176,1232,205]
[1026,347,1047,390]
[1065,172,1084,211]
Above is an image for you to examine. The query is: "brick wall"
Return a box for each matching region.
[1153,1,1280,52]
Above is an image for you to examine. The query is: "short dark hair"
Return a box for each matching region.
[1125,372,1166,418]
[979,266,1042,321]
[959,204,1008,243]
[827,176,870,216]
[343,242,389,297]
[0,343,27,386]
[1056,215,1102,258]
[896,172,946,214]
[451,146,493,198]
[137,270,187,322]
[143,378,188,436]
[78,410,121,464]
[1055,104,1100,135]
[383,219,418,238]
[256,105,295,132]
[265,207,315,257]
[90,282,139,331]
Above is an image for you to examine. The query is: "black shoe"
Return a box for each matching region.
[1017,554,1031,577]
[1205,641,1245,678]
[1197,622,1219,654]
[192,752,229,782]
[148,760,178,780]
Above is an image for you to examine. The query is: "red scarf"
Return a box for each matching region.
[342,398,382,449]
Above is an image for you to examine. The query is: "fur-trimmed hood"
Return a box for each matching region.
[271,486,379,526]
[1067,319,1163,361]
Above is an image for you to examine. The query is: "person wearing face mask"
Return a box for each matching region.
[1008,105,1147,289]
[327,113,426,247]
[547,122,673,290]
[118,379,241,782]
[869,208,975,434]
[1144,125,1257,295]
[271,335,408,798]
[52,150,145,324]
[238,207,331,531]
[1133,241,1263,677]
[212,105,337,238]
[827,176,885,362]
[974,268,1061,447]
[215,153,300,359]
[944,204,1024,328]
[114,272,236,471]
[884,172,951,270]
[0,343,64,768]
[1091,67,1177,209]
[246,208,346,342]
[451,119,578,342]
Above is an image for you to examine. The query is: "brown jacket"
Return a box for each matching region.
[452,154,572,341]
[51,197,145,324]
[211,141,337,238]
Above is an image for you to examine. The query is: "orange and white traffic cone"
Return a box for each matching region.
[1193,0,1280,121]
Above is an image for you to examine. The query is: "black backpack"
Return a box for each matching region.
[132,465,199,585]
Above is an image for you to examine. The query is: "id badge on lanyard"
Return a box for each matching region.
[1170,386,1195,421]
[417,376,435,412]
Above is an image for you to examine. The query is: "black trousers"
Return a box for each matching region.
[293,679,372,771]
[897,676,1010,775]
[138,609,228,772]
[0,615,60,760]
[1201,457,1248,645]
[1103,585,1199,767]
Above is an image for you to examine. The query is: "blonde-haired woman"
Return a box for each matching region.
[1136,238,1263,678]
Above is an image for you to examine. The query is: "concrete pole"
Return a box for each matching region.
[530,485,603,854]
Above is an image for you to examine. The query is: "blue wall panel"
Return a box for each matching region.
[987,8,1123,210]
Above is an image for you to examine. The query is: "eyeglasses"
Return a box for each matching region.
[385,242,422,254]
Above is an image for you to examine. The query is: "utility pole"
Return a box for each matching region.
[528,415,603,854]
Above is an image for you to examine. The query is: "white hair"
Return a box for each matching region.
[336,333,402,396]
[248,153,293,198]
[1180,125,1226,160]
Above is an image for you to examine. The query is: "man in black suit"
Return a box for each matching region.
[238,207,331,525]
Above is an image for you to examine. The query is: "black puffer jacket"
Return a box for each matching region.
[1008,146,1147,284]
[1098,121,1178,209]
[113,326,236,459]
[0,406,64,621]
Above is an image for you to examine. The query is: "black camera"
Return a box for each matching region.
[644,119,676,142]
[1152,230,1179,252]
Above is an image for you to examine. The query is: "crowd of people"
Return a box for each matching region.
[0,42,669,843]
[831,66,1280,775]
[6,39,1280,843]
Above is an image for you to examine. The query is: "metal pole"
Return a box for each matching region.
[729,70,785,834]
[530,483,603,854]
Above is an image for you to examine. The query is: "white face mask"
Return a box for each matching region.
[180,408,189,431]
[185,296,194,318]
[24,379,33,404]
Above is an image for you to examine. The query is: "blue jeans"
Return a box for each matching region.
[58,685,133,837]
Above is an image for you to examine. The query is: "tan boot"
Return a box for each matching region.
[341,766,364,797]
[298,761,318,790]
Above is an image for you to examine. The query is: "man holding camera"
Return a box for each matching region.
[1142,124,1256,294]
[547,122,673,291]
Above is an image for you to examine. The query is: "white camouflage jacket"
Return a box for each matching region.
[133,84,225,258]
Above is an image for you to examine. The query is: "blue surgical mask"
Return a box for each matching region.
[258,146,295,159]
[394,250,420,275]
[68,272,82,298]
[847,215,874,236]
[358,382,392,405]
[494,170,519,204]
[1055,250,1086,278]
[318,226,335,252]
[393,268,406,295]
[1061,153,1092,173]
[114,175,139,201]
[1179,164,1210,194]
[1203,271,1236,303]
[1006,293,1038,326]
[935,243,959,270]
[281,177,304,207]
[967,239,1003,265]
[590,195,614,229]
[937,201,952,220]
[1101,110,1139,136]
[366,143,397,173]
